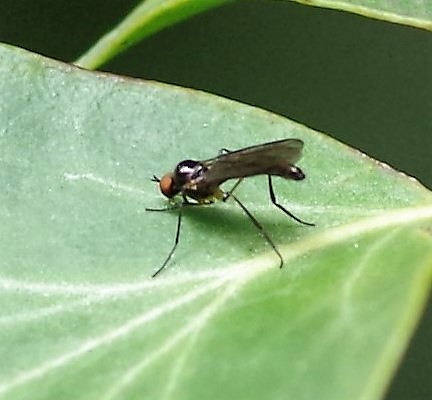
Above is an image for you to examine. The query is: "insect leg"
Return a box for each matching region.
[146,205,181,212]
[223,178,244,203]
[218,147,242,202]
[151,205,183,278]
[267,175,315,226]
[218,148,232,155]
[230,194,284,268]
[146,195,201,212]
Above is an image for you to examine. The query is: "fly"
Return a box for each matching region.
[146,138,314,277]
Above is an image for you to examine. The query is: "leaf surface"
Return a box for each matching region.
[291,0,432,30]
[1,44,432,400]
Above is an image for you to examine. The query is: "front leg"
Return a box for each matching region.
[146,195,207,212]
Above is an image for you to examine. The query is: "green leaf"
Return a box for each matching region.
[289,0,432,30]
[1,44,432,400]
[75,0,234,70]
[76,0,432,70]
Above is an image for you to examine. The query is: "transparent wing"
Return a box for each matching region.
[201,138,304,186]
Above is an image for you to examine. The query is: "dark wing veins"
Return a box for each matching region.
[200,138,304,187]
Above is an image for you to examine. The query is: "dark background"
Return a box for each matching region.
[1,0,431,398]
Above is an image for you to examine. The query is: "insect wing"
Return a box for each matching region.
[201,139,304,186]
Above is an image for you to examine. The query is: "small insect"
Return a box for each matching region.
[146,138,314,277]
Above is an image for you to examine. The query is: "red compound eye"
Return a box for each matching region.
[159,173,177,198]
